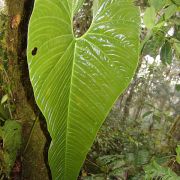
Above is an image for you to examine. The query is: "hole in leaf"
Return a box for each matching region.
[73,0,93,38]
[31,47,38,56]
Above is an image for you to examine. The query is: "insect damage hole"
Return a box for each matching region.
[32,47,38,56]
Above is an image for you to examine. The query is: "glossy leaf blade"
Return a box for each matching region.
[27,0,140,179]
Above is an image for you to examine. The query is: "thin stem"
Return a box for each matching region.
[23,116,39,155]
[85,158,101,169]
[139,30,153,54]
[7,101,13,119]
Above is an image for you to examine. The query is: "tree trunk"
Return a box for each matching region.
[5,0,50,179]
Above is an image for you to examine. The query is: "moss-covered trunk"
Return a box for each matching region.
[5,0,50,179]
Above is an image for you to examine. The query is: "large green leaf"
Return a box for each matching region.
[27,0,140,179]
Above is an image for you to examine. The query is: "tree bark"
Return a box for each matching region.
[5,0,50,179]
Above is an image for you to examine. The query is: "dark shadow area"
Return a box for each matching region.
[17,0,52,179]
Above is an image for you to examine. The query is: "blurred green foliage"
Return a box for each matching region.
[144,161,180,180]
[0,120,21,178]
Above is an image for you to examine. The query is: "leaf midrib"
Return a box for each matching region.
[64,35,77,178]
